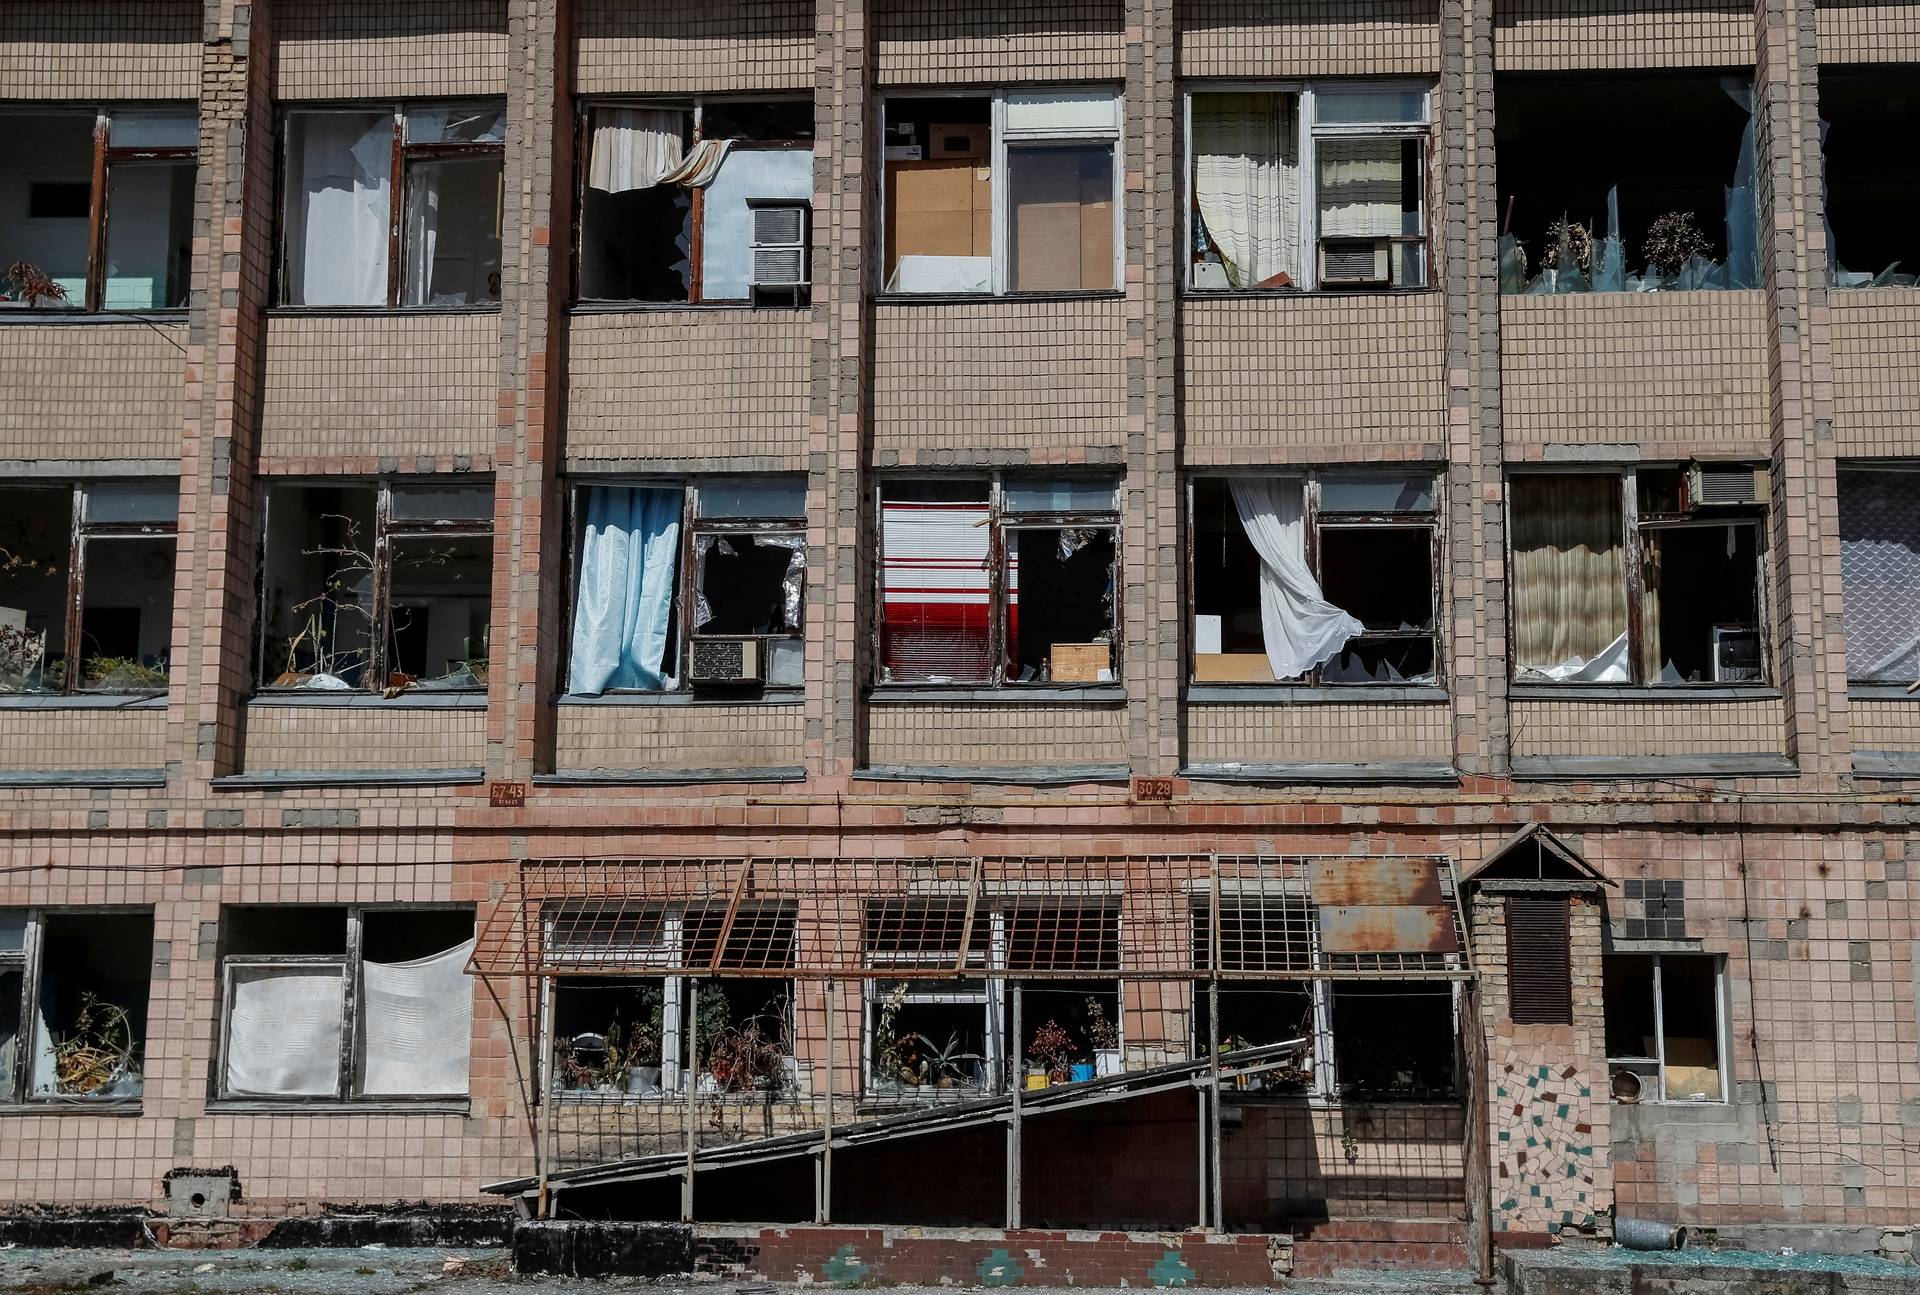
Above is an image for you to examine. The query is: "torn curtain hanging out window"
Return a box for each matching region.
[285,113,392,306]
[1510,475,1630,681]
[588,109,733,193]
[1192,94,1300,290]
[357,937,475,1097]
[568,486,683,693]
[1228,477,1361,680]
[1840,471,1920,684]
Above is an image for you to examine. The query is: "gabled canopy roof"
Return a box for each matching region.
[1460,824,1615,889]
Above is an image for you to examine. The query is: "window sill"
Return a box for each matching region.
[1180,286,1437,302]
[204,1099,470,1116]
[211,768,485,790]
[264,305,502,318]
[1185,684,1447,704]
[1849,684,1920,701]
[0,769,166,789]
[0,1101,142,1116]
[872,290,1126,307]
[535,766,805,786]
[0,309,188,326]
[0,692,167,710]
[1855,751,1920,780]
[1511,753,1798,781]
[555,689,802,707]
[1182,760,1457,786]
[865,685,1125,705]
[247,690,487,709]
[568,301,812,316]
[1509,683,1782,703]
[858,762,1131,785]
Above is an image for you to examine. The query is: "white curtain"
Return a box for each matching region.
[287,114,392,305]
[1317,137,1404,238]
[1193,94,1300,289]
[589,108,687,193]
[567,486,684,694]
[401,164,441,306]
[224,966,345,1097]
[357,937,474,1097]
[1228,478,1363,680]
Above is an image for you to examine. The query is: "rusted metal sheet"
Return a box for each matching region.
[1318,904,1461,955]
[1309,857,1445,907]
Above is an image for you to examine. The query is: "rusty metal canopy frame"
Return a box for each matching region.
[471,853,1473,982]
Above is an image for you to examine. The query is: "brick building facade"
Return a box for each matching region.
[1,0,1918,1265]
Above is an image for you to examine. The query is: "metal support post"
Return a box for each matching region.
[682,975,699,1222]
[1208,975,1223,1232]
[819,981,836,1224]
[1007,981,1023,1229]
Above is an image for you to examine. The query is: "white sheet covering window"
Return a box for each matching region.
[1227,477,1363,679]
[1193,94,1301,289]
[224,966,346,1097]
[589,109,687,193]
[356,937,475,1097]
[1317,136,1406,238]
[284,113,392,306]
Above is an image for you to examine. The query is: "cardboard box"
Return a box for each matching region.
[1194,652,1275,683]
[1008,151,1113,290]
[1194,614,1223,655]
[1051,642,1110,683]
[928,123,988,160]
[885,159,992,272]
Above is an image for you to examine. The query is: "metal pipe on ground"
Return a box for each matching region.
[1615,1217,1690,1251]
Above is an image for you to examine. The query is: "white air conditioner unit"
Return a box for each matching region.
[749,202,809,300]
[1685,462,1764,508]
[1318,238,1391,287]
[689,635,763,687]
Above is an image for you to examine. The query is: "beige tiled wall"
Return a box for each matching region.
[242,706,487,772]
[575,0,814,93]
[1817,1,1920,62]
[1494,0,1753,69]
[876,0,1127,83]
[0,324,185,462]
[871,300,1129,459]
[1828,290,1920,458]
[0,708,168,773]
[259,314,499,462]
[274,0,511,98]
[1178,0,1441,76]
[0,2,199,99]
[1509,695,1788,757]
[566,312,810,465]
[1185,701,1454,765]
[1182,296,1448,461]
[865,703,1129,767]
[554,703,806,772]
[1851,700,1920,754]
[1500,293,1769,456]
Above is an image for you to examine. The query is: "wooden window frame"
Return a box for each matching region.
[872,473,1124,690]
[274,102,505,310]
[0,906,153,1110]
[254,478,495,694]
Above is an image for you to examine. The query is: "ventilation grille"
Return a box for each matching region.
[752,204,805,247]
[1505,895,1572,1026]
[751,246,806,287]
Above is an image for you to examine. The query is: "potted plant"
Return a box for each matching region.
[1028,1019,1074,1086]
[624,985,665,1095]
[1086,996,1122,1078]
[49,993,140,1098]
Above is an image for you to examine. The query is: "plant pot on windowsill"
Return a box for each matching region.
[1069,1062,1095,1083]
[1094,1048,1122,1078]
[1025,1068,1049,1090]
[627,1065,662,1095]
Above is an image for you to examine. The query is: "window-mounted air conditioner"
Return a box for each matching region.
[1712,625,1762,683]
[749,202,810,303]
[1318,238,1392,288]
[689,635,763,687]
[1685,462,1764,508]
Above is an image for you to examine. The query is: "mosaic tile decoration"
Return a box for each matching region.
[1493,1050,1601,1235]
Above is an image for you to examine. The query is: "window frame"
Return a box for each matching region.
[872,473,1123,690]
[0,906,153,1111]
[212,904,474,1109]
[1181,79,1433,295]
[0,105,197,314]
[1505,465,1772,689]
[571,93,815,307]
[560,476,808,697]
[274,101,506,310]
[0,479,179,697]
[1185,469,1443,688]
[876,86,1125,299]
[1835,463,1920,686]
[254,477,495,694]
[1602,951,1728,1105]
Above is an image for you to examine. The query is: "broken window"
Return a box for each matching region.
[578,97,813,304]
[1330,981,1457,1099]
[1496,72,1757,293]
[1821,67,1920,287]
[0,107,196,311]
[1603,953,1724,1103]
[258,480,493,692]
[0,909,153,1105]
[0,480,178,694]
[545,902,797,1097]
[565,477,805,694]
[216,905,475,1102]
[882,89,1120,295]
[877,476,1119,686]
[280,103,504,307]
[1510,467,1768,686]
[864,901,1118,1096]
[1190,472,1438,685]
[1838,468,1920,684]
[1188,82,1431,292]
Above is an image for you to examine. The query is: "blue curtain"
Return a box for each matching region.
[566,486,682,694]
